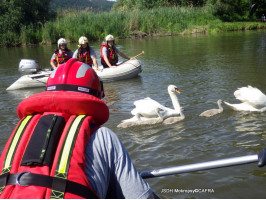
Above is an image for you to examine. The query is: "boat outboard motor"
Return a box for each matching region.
[18,59,39,74]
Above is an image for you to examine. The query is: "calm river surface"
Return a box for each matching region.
[0,30,266,198]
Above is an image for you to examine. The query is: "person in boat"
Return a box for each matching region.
[100,34,130,68]
[73,36,100,71]
[50,38,73,69]
[261,14,266,22]
[0,58,158,199]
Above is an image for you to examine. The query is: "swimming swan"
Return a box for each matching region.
[199,99,223,117]
[132,85,182,119]
[117,85,183,128]
[224,86,266,112]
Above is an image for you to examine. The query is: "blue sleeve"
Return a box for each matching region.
[85,127,153,199]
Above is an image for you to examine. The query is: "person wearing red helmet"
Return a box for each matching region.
[0,58,158,199]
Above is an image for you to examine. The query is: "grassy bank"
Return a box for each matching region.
[15,6,266,46]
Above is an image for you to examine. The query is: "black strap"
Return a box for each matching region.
[0,172,98,199]
[46,84,100,98]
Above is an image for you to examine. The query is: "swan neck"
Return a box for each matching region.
[218,101,223,111]
[169,91,181,112]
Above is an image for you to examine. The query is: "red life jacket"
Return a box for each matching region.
[77,47,93,66]
[100,42,118,66]
[0,91,109,199]
[54,49,72,67]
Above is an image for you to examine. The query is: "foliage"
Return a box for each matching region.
[209,0,252,21]
[41,5,265,45]
[112,0,266,21]
[249,0,266,17]
[0,0,55,47]
[112,0,208,10]
[50,0,115,12]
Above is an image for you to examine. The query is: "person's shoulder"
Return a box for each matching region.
[94,127,119,141]
[96,127,114,135]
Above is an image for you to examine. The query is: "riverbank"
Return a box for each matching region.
[3,6,266,47]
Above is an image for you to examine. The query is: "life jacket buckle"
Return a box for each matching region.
[16,171,30,186]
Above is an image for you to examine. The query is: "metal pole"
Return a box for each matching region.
[140,154,258,179]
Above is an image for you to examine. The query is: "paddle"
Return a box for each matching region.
[118,51,145,66]
[128,51,144,61]
[140,149,266,179]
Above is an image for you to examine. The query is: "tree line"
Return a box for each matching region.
[0,0,265,47]
[113,0,266,21]
[50,0,115,12]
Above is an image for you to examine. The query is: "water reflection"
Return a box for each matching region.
[6,88,45,101]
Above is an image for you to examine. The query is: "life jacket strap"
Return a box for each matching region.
[0,172,98,199]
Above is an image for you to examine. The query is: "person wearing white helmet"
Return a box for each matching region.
[100,34,130,68]
[72,36,100,71]
[50,38,73,69]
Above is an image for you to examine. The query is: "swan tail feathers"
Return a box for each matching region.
[234,86,266,108]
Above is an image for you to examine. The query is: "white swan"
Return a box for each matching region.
[224,86,266,112]
[131,85,182,119]
[199,99,223,117]
[117,85,183,128]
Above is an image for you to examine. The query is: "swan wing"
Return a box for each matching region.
[234,86,266,108]
[131,97,166,117]
[133,97,164,109]
[224,101,260,111]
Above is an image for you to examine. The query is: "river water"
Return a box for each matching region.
[0,30,266,198]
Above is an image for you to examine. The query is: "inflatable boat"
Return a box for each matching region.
[94,59,142,82]
[6,59,51,91]
[6,59,142,90]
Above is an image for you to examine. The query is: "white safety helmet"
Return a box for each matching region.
[79,36,88,45]
[58,38,67,48]
[105,34,114,42]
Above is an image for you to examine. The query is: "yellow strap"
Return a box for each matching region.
[51,115,86,199]
[2,115,32,173]
[57,115,86,175]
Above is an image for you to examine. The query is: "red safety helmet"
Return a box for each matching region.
[46,58,104,98]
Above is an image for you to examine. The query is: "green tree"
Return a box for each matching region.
[209,0,252,21]
[50,0,115,12]
[112,0,209,10]
[0,0,55,47]
[249,0,266,17]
